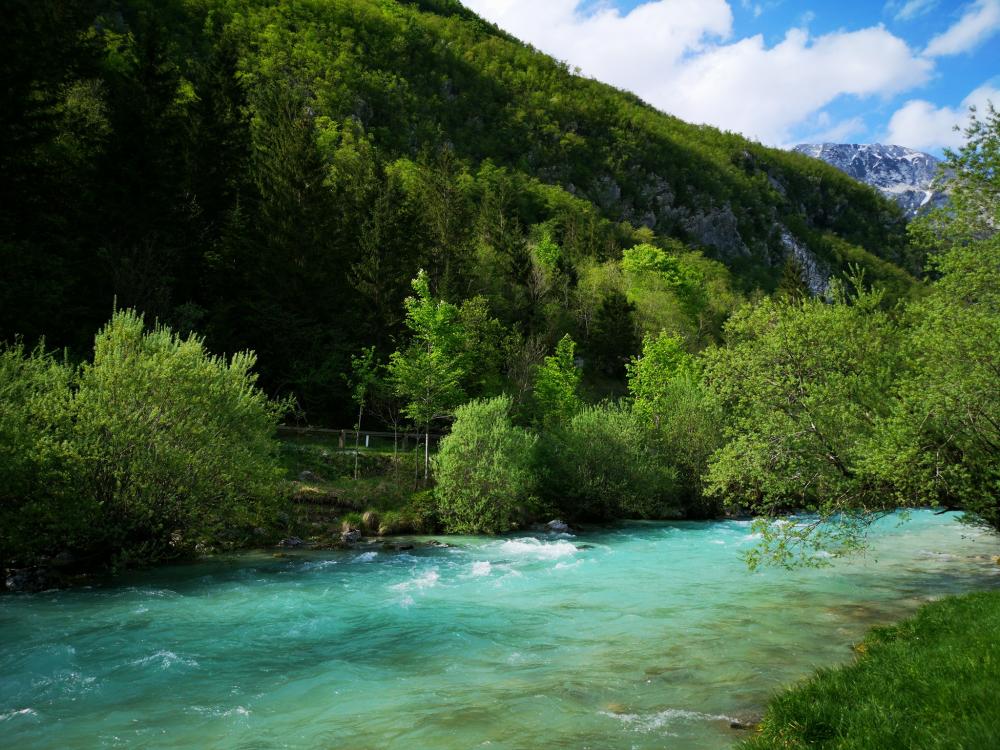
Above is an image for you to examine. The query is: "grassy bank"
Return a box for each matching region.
[279,431,439,542]
[741,590,1000,750]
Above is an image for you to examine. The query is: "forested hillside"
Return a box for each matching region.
[1,0,915,422]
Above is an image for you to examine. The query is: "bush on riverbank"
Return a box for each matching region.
[434,396,539,534]
[1,311,290,575]
[741,590,1000,750]
[539,403,680,521]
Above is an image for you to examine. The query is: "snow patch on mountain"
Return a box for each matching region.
[792,143,947,218]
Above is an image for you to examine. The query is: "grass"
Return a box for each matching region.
[741,590,1000,750]
[277,433,439,541]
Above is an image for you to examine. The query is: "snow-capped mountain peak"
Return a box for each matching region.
[792,143,947,217]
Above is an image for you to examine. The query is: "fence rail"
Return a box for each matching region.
[277,425,443,450]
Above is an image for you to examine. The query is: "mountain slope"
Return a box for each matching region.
[793,143,947,218]
[0,0,916,420]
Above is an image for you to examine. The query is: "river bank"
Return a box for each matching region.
[742,589,1000,749]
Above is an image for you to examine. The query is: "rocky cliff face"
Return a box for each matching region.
[793,143,947,218]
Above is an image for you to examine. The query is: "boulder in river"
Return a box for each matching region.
[341,529,362,544]
[279,536,305,548]
[5,567,53,592]
[547,519,571,534]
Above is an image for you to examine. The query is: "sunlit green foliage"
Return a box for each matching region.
[433,396,538,534]
[869,237,1000,530]
[0,311,289,571]
[539,403,679,521]
[0,343,78,569]
[909,102,999,261]
[626,333,695,422]
[532,334,582,428]
[388,271,467,478]
[703,282,902,566]
[628,333,723,512]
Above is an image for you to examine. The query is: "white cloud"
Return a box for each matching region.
[924,0,1000,56]
[885,82,1000,150]
[462,1,932,145]
[887,0,939,22]
[666,26,931,145]
[798,113,868,145]
[462,0,734,100]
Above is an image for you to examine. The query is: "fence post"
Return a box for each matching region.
[339,430,345,449]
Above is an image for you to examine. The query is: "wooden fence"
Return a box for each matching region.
[277,425,443,451]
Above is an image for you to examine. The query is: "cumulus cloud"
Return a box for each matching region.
[885,83,1000,150]
[924,0,1000,56]
[462,0,734,99]
[462,0,932,145]
[665,26,931,145]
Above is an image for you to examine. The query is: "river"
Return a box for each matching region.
[1,510,998,749]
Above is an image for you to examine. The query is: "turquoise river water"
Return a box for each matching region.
[2,510,999,749]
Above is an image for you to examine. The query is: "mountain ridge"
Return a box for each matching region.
[793,142,947,218]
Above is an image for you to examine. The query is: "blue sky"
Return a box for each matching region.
[462,1,1000,153]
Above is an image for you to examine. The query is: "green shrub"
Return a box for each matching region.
[405,490,442,533]
[433,396,539,534]
[341,512,364,531]
[532,335,582,429]
[0,342,80,567]
[0,310,290,571]
[375,493,440,536]
[627,334,724,515]
[377,510,407,535]
[360,510,380,534]
[539,403,679,520]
